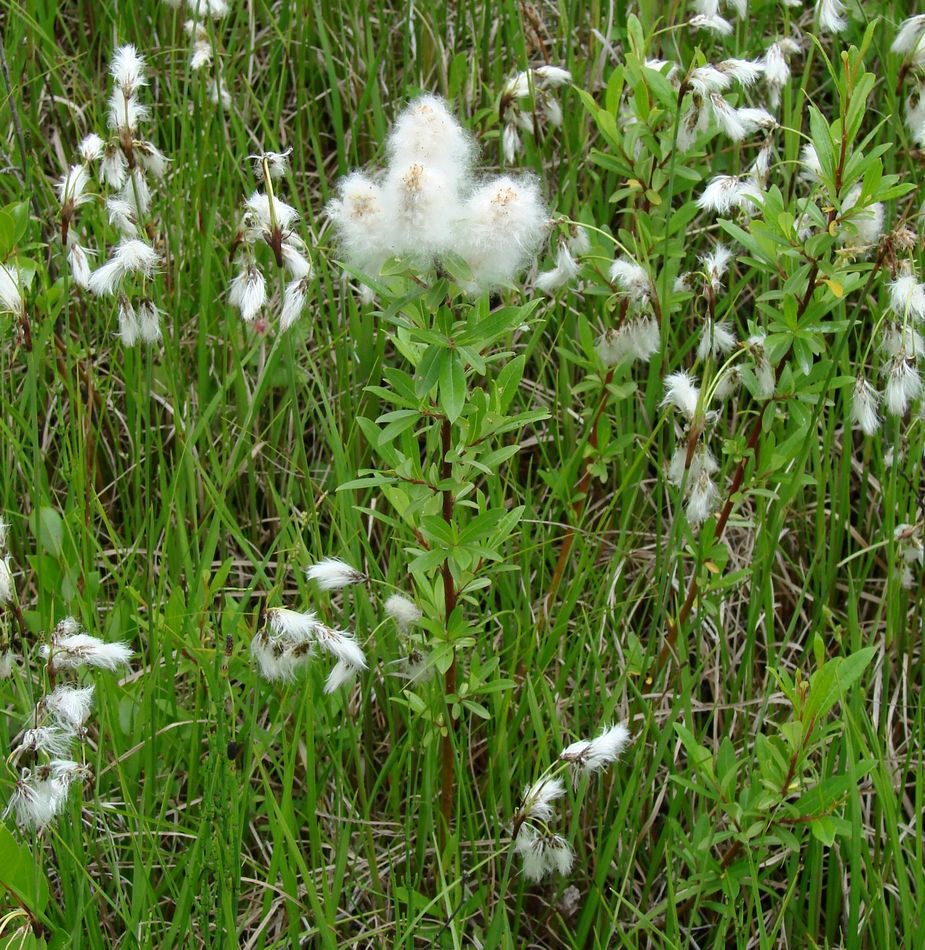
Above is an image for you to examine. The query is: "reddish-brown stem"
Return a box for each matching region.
[659,256,824,670]
[439,417,458,843]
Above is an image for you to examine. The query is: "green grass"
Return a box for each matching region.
[0,0,923,946]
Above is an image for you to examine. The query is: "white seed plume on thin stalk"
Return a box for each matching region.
[889,269,925,322]
[328,95,548,296]
[229,149,313,331]
[251,606,367,693]
[883,356,922,416]
[305,557,367,590]
[0,520,16,679]
[839,186,884,249]
[39,618,133,674]
[689,14,733,36]
[520,776,566,822]
[596,317,660,367]
[816,0,848,35]
[0,262,28,317]
[762,39,800,109]
[893,16,925,59]
[747,334,775,399]
[662,371,702,421]
[39,685,95,732]
[895,523,924,589]
[851,378,881,436]
[3,609,122,830]
[176,0,232,106]
[535,240,581,295]
[560,723,630,773]
[669,443,718,488]
[0,554,15,605]
[60,44,167,345]
[687,469,720,524]
[384,593,422,632]
[512,723,630,881]
[697,318,736,360]
[500,66,572,163]
[609,258,651,302]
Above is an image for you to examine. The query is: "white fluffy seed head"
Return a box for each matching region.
[250,635,310,682]
[0,555,15,605]
[384,593,422,631]
[100,145,128,189]
[67,243,93,288]
[117,296,139,346]
[520,776,565,822]
[698,175,746,214]
[851,377,881,435]
[135,142,168,179]
[561,722,630,772]
[252,149,292,182]
[609,258,651,301]
[3,771,66,830]
[386,94,475,178]
[115,238,159,276]
[42,684,95,730]
[893,15,925,57]
[137,300,162,344]
[305,557,366,590]
[716,59,763,86]
[0,264,24,313]
[245,191,299,233]
[266,607,318,645]
[889,272,925,322]
[324,659,361,694]
[689,13,734,36]
[513,826,574,881]
[281,242,312,280]
[42,630,133,672]
[110,44,147,94]
[13,726,74,761]
[883,357,922,416]
[662,371,701,420]
[686,470,719,524]
[688,66,730,96]
[502,123,521,164]
[697,319,737,360]
[107,91,150,133]
[327,171,391,278]
[454,175,548,290]
[314,624,367,670]
[534,64,572,88]
[710,95,747,141]
[58,164,92,211]
[839,185,884,247]
[280,278,310,331]
[817,0,847,35]
[380,161,463,262]
[229,264,266,322]
[78,133,104,163]
[535,242,580,294]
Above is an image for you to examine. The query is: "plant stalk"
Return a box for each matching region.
[439,416,457,844]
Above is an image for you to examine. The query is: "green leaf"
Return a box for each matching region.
[0,823,50,916]
[674,723,715,781]
[416,345,443,397]
[809,816,838,846]
[803,646,876,724]
[31,507,64,558]
[439,351,466,423]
